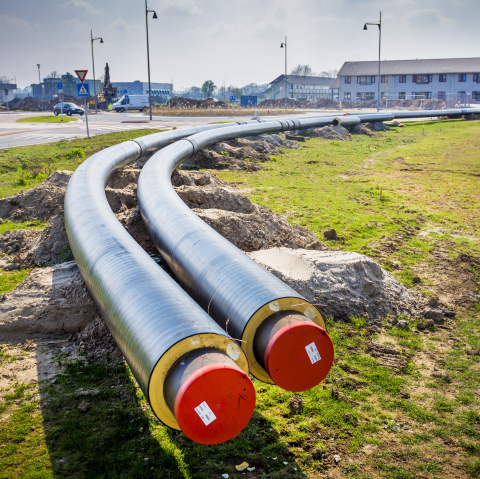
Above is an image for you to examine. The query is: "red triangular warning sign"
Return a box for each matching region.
[75,70,88,83]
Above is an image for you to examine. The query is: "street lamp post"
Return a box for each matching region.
[145,0,158,121]
[37,63,42,111]
[91,30,104,114]
[280,36,287,111]
[363,12,382,112]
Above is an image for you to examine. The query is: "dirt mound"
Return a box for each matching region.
[196,208,324,252]
[171,169,229,188]
[350,124,380,137]
[182,149,264,171]
[167,97,227,109]
[4,95,85,112]
[248,248,427,320]
[3,215,69,269]
[0,261,97,340]
[0,170,72,222]
[305,125,352,141]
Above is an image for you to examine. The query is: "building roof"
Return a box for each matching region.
[331,77,340,89]
[270,75,335,87]
[338,58,480,76]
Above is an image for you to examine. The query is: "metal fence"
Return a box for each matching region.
[340,92,473,111]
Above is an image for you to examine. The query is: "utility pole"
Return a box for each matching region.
[145,0,158,121]
[280,37,287,111]
[37,64,43,111]
[363,12,382,112]
[91,30,104,113]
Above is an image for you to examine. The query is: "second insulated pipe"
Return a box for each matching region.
[253,311,334,392]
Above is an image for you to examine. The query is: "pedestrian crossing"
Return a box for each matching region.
[0,123,160,148]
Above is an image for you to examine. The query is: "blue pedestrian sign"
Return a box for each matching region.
[57,82,63,90]
[229,95,236,103]
[124,89,128,94]
[77,83,90,96]
[124,94,129,101]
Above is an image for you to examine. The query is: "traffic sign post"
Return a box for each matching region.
[124,89,127,94]
[4,89,9,116]
[229,96,235,116]
[58,82,64,121]
[77,81,91,139]
[75,70,88,83]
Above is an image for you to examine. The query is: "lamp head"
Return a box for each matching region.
[37,64,40,68]
[100,38,104,43]
[153,11,158,19]
[280,43,284,48]
[363,24,368,30]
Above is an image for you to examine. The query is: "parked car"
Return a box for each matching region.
[53,103,85,116]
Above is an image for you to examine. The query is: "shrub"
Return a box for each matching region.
[65,147,85,160]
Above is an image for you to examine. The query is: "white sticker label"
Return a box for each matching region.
[305,342,321,364]
[194,401,217,426]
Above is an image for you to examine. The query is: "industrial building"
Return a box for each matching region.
[263,75,337,101]
[333,57,480,103]
[112,81,173,98]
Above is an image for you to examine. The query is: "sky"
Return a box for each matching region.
[1,0,479,90]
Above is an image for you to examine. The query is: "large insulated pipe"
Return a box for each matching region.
[138,117,347,392]
[64,123,267,444]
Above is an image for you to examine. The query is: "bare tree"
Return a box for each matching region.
[290,64,316,76]
[0,76,13,83]
[47,71,59,78]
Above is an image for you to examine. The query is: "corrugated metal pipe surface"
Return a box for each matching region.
[138,117,355,391]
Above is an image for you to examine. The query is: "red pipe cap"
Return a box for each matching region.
[264,322,334,392]
[174,362,256,445]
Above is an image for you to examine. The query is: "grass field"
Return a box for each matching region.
[16,116,78,123]
[0,119,479,478]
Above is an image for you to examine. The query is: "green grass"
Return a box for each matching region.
[16,115,78,123]
[1,119,480,478]
[0,128,164,198]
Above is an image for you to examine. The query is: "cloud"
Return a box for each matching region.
[0,14,33,32]
[403,9,455,28]
[111,19,142,34]
[61,0,102,15]
[157,0,201,16]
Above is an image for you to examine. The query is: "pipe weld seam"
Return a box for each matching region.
[184,137,200,156]
[130,138,147,159]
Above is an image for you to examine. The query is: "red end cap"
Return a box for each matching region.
[174,362,256,445]
[264,322,334,392]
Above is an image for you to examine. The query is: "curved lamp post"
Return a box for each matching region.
[145,1,158,120]
[280,37,287,111]
[363,12,381,112]
[91,30,104,114]
[36,63,43,111]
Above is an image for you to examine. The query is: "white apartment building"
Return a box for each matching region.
[264,75,337,101]
[333,58,480,103]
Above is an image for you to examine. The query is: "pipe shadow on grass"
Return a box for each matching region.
[40,355,305,479]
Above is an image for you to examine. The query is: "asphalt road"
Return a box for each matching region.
[0,109,354,149]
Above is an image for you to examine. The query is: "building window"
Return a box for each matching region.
[426,92,432,99]
[473,92,480,100]
[344,76,351,84]
[356,92,365,100]
[458,91,466,96]
[344,92,351,100]
[474,74,479,83]
[398,92,406,99]
[413,75,432,84]
[381,76,388,83]
[356,76,375,85]
[458,74,466,82]
[438,91,446,100]
[366,92,375,101]
[381,92,386,99]
[439,74,447,82]
[399,75,406,83]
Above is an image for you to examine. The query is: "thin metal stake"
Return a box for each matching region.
[84,98,90,138]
